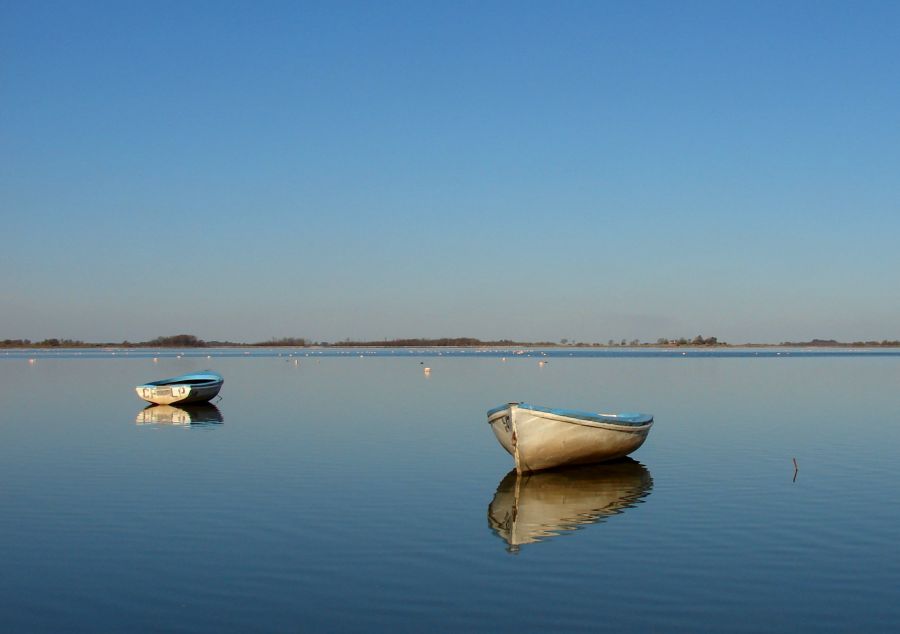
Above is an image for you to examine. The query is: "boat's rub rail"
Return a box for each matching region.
[519,403,652,426]
[487,402,653,431]
[527,411,652,432]
[487,405,512,420]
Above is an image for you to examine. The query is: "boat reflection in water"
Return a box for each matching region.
[488,458,652,552]
[135,403,224,427]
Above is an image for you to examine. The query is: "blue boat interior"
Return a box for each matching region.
[488,402,652,426]
[142,372,222,387]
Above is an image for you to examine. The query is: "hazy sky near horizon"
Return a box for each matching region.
[2,1,899,343]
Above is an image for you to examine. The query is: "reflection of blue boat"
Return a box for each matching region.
[488,402,653,473]
[488,459,652,552]
[136,404,224,426]
[135,371,223,405]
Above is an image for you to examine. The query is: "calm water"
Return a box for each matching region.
[2,349,899,632]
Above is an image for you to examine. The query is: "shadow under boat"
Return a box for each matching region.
[487,458,653,553]
[135,403,224,426]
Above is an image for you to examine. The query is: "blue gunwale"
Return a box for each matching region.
[487,402,652,426]
[487,404,513,418]
[138,371,223,388]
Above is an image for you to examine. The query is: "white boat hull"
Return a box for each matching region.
[135,383,222,405]
[135,371,223,405]
[488,403,653,473]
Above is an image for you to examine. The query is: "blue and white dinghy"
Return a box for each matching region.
[487,402,653,473]
[135,371,223,405]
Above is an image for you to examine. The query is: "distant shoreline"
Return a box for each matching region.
[2,339,899,350]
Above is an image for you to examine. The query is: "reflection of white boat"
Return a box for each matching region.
[135,403,223,426]
[488,459,652,552]
[487,402,653,473]
[135,371,223,405]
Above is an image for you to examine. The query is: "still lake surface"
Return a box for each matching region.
[2,348,899,632]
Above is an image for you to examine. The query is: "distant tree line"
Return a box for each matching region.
[4,334,898,349]
[0,334,319,348]
[250,337,308,347]
[146,334,206,347]
[319,337,556,347]
[655,336,721,346]
[1,335,211,348]
[1,338,86,348]
[780,338,900,347]
[0,335,550,349]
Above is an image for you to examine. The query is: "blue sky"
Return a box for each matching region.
[2,1,898,343]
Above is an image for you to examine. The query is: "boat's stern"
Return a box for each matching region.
[135,384,193,406]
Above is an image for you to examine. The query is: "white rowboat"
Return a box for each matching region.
[135,371,223,405]
[487,402,653,473]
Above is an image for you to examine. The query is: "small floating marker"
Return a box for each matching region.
[501,357,507,362]
[538,360,546,367]
[294,359,300,366]
[423,367,431,375]
[28,358,36,364]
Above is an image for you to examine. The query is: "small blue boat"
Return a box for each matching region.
[135,371,223,405]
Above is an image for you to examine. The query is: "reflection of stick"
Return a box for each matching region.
[792,458,799,482]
